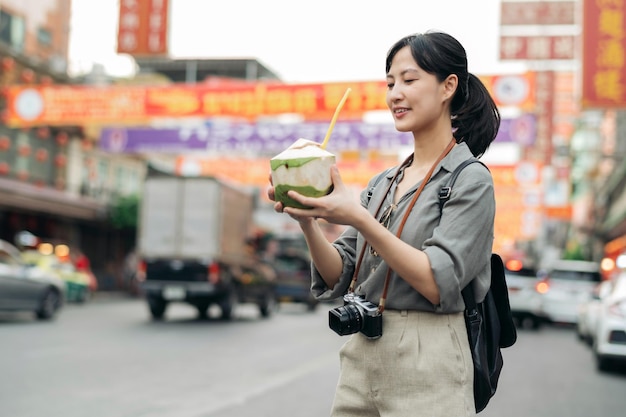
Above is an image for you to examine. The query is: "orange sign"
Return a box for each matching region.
[582,0,626,108]
[2,81,388,127]
[479,73,536,110]
[117,0,169,56]
[2,74,536,128]
[174,157,390,189]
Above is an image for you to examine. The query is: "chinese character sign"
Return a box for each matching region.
[582,0,626,108]
[117,0,169,56]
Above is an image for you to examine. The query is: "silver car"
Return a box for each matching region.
[504,259,545,329]
[0,239,65,320]
[538,260,602,325]
[592,274,626,371]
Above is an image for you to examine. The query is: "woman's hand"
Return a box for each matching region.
[266,173,285,213]
[283,165,364,226]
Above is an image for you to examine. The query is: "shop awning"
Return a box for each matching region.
[0,178,107,221]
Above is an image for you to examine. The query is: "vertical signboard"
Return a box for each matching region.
[532,71,555,165]
[500,35,576,60]
[499,1,577,61]
[582,0,626,108]
[500,1,576,25]
[117,0,169,56]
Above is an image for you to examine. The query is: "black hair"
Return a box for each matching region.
[385,31,501,158]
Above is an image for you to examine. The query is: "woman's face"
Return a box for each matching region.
[385,46,453,134]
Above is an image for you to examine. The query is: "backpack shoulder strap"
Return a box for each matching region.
[438,158,487,214]
[366,167,394,205]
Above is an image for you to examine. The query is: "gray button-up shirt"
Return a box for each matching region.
[311,142,495,313]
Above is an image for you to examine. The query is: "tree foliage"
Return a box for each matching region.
[110,195,140,229]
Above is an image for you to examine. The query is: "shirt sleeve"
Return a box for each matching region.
[423,168,495,312]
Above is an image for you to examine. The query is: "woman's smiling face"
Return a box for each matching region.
[385,46,452,134]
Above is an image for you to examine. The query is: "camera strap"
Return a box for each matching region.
[349,138,457,313]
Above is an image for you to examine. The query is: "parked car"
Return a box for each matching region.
[537,260,602,324]
[576,280,613,345]
[504,259,545,329]
[0,239,65,320]
[591,273,626,371]
[273,249,318,311]
[21,249,93,303]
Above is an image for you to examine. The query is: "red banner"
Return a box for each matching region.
[500,35,577,61]
[117,0,169,56]
[2,74,536,127]
[501,1,576,25]
[582,0,626,108]
[2,81,388,127]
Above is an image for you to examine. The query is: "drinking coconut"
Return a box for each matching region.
[270,138,335,209]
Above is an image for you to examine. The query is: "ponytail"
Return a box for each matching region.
[452,73,500,158]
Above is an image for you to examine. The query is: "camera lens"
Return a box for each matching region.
[329,304,363,336]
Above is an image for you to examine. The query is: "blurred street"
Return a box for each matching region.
[1,294,625,417]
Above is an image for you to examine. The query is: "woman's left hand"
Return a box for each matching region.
[283,165,364,226]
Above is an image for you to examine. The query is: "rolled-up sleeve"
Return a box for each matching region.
[424,177,495,311]
[310,226,359,300]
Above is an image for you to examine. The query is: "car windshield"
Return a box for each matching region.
[550,269,601,282]
[274,255,309,272]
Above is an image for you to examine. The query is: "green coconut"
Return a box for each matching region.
[270,138,335,209]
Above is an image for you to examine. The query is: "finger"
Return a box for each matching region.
[284,206,317,220]
[268,172,274,185]
[329,165,343,190]
[286,190,318,209]
[273,201,284,213]
[267,185,276,201]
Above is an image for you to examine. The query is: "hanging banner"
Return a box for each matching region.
[99,116,534,154]
[2,74,535,127]
[582,0,626,108]
[500,1,576,25]
[117,0,169,56]
[2,81,387,127]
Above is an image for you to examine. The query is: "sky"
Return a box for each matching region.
[67,0,527,84]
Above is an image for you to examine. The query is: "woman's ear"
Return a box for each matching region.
[443,74,458,101]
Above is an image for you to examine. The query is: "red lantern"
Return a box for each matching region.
[0,162,9,175]
[17,144,31,157]
[54,153,67,167]
[81,140,93,151]
[0,136,11,151]
[35,148,48,162]
[1,57,15,72]
[17,170,29,181]
[20,68,35,84]
[36,127,50,139]
[40,75,53,85]
[56,131,69,146]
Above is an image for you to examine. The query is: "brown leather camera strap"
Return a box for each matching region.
[349,138,456,312]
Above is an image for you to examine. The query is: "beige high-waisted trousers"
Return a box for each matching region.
[330,310,476,417]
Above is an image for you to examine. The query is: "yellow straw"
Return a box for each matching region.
[321,88,352,149]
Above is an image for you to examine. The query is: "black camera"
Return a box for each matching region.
[328,293,383,339]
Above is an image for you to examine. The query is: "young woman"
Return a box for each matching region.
[268,31,500,417]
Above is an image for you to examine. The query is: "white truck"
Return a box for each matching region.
[137,169,276,320]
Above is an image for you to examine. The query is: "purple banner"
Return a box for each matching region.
[100,116,536,154]
[494,114,537,145]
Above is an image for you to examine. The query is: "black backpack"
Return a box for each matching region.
[439,158,517,413]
